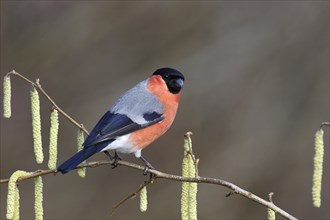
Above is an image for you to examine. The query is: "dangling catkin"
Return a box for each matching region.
[77,129,86,178]
[139,186,148,212]
[34,176,43,220]
[3,75,12,118]
[312,128,324,208]
[267,208,276,220]
[181,132,197,220]
[6,170,30,219]
[12,187,20,220]
[181,154,190,220]
[48,109,59,169]
[31,87,43,164]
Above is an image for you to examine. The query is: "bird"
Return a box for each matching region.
[57,67,184,174]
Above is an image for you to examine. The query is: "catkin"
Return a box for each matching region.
[48,109,59,169]
[3,76,12,118]
[312,129,324,208]
[34,176,43,220]
[12,187,20,220]
[31,87,43,164]
[139,186,148,212]
[267,208,276,220]
[181,156,191,220]
[77,129,86,178]
[181,133,197,220]
[6,170,30,220]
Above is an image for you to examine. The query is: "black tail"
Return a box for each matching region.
[57,143,107,174]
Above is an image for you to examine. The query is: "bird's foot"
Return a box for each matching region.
[143,165,154,175]
[140,156,155,180]
[143,165,156,181]
[104,151,122,169]
[111,152,122,169]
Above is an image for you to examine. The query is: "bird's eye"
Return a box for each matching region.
[163,74,169,79]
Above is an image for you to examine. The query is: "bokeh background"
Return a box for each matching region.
[1,1,329,219]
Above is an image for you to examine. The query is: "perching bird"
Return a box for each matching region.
[57,67,184,174]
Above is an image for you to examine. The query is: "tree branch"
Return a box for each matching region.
[0,159,298,220]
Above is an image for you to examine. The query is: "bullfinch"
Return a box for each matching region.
[57,67,184,174]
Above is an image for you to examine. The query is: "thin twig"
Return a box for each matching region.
[0,159,298,220]
[321,122,330,128]
[6,70,89,135]
[107,178,155,219]
[269,192,274,203]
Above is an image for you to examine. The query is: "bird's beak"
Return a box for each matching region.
[168,78,184,93]
[174,78,184,88]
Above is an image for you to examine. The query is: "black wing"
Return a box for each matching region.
[83,111,164,148]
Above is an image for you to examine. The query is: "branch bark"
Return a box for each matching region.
[0,159,298,220]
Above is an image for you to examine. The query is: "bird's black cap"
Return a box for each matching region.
[152,67,185,81]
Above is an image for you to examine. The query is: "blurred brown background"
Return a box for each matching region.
[1,1,329,219]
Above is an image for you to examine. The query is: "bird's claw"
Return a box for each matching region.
[143,166,155,181]
[143,166,150,175]
[111,153,122,169]
[142,164,156,181]
[104,151,122,169]
[111,161,119,169]
[140,155,155,180]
